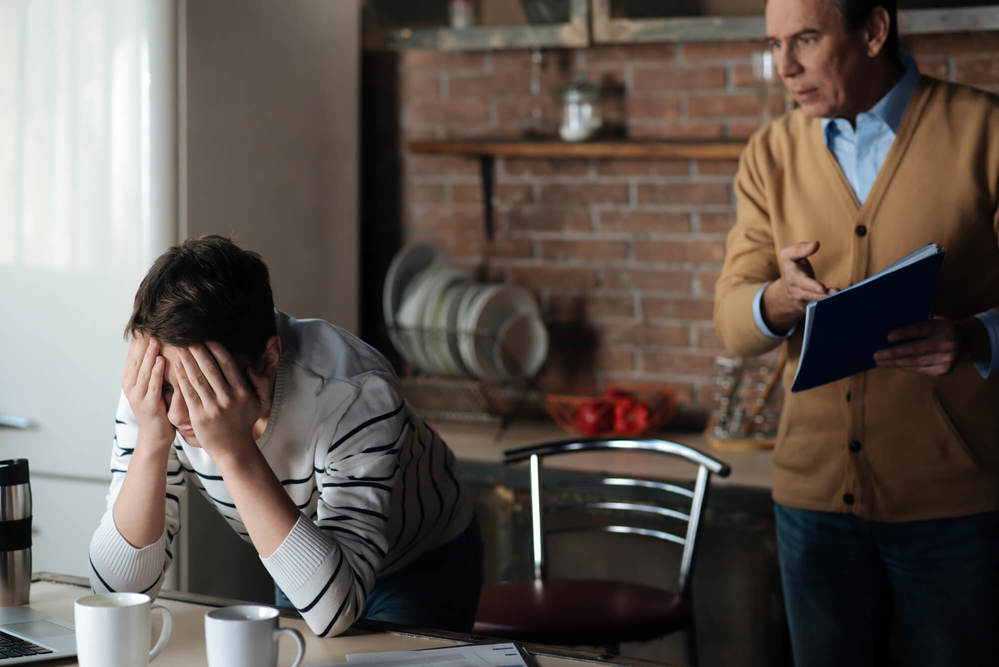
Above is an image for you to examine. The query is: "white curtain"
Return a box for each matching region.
[0,0,175,273]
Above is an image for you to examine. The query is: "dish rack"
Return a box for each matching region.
[398,375,546,425]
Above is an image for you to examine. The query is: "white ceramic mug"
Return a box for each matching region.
[205,605,305,667]
[74,592,172,667]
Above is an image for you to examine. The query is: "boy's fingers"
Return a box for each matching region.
[175,351,205,407]
[205,341,249,391]
[187,344,228,394]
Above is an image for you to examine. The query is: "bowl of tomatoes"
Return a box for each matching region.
[544,384,677,438]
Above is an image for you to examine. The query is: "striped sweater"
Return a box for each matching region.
[88,311,473,636]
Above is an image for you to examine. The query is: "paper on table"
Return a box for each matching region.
[790,243,945,393]
[308,642,531,667]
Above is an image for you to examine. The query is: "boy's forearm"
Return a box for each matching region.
[112,439,170,548]
[213,441,299,558]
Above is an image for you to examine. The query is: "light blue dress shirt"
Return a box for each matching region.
[751,53,999,377]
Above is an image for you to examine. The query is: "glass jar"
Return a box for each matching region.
[559,80,602,142]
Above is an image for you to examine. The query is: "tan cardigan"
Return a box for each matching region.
[715,77,999,521]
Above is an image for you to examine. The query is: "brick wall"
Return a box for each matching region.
[390,32,999,406]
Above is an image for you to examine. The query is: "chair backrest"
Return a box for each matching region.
[502,437,730,597]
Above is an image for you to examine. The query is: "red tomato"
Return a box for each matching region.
[575,398,614,435]
[613,398,652,436]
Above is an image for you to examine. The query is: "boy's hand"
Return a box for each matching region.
[121,334,175,450]
[174,342,269,458]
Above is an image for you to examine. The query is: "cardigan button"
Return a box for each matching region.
[849,440,862,453]
[843,493,855,505]
[855,225,867,237]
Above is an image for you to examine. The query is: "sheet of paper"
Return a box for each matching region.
[308,642,530,667]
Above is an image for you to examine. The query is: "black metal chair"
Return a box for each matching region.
[474,437,730,664]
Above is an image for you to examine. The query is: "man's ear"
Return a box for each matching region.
[257,335,282,378]
[863,6,891,58]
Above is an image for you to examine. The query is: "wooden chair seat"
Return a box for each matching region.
[474,579,691,646]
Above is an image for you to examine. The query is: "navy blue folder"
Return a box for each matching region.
[790,243,945,393]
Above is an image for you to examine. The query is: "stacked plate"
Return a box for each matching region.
[383,245,548,381]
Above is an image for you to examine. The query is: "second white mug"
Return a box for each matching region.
[74,592,172,667]
[205,604,305,667]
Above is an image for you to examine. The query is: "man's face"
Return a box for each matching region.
[765,0,872,119]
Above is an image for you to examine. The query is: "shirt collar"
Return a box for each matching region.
[822,53,920,138]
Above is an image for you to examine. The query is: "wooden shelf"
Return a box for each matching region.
[407,139,746,161]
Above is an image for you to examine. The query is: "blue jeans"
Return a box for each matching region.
[775,503,999,667]
[276,516,483,632]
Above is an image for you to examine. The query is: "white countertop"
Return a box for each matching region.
[431,418,774,490]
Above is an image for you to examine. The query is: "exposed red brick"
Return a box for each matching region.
[493,183,535,208]
[629,122,726,140]
[587,43,679,64]
[402,50,487,71]
[906,32,999,57]
[501,157,590,176]
[540,239,630,261]
[451,184,481,205]
[598,210,692,234]
[595,158,690,177]
[730,121,764,139]
[643,296,716,320]
[406,183,447,204]
[484,238,534,260]
[697,268,723,297]
[548,293,637,321]
[627,95,683,120]
[509,265,597,290]
[632,65,727,92]
[600,323,691,347]
[641,350,715,376]
[448,69,533,99]
[954,56,999,87]
[401,73,442,101]
[682,41,763,61]
[914,58,949,81]
[688,93,760,118]
[698,212,737,234]
[602,267,693,292]
[636,240,727,264]
[495,97,564,131]
[695,325,727,352]
[637,182,731,206]
[406,154,479,176]
[489,50,533,71]
[539,183,630,206]
[594,347,637,373]
[696,160,740,176]
[507,206,592,233]
[406,99,490,125]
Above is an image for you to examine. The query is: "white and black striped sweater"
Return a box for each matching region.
[88,312,473,637]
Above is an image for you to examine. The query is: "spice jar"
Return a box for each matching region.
[559,80,602,142]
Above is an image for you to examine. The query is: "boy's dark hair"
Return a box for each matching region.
[834,0,899,56]
[125,235,276,362]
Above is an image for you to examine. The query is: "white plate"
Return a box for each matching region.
[493,312,548,380]
[418,269,468,375]
[432,282,468,376]
[461,284,540,381]
[383,245,439,361]
[456,284,495,380]
[395,261,442,371]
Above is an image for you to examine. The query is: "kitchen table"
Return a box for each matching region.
[25,573,675,667]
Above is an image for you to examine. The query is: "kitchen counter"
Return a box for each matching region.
[431,418,774,491]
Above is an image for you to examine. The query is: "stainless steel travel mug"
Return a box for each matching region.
[0,459,31,606]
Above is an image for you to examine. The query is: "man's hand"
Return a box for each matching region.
[121,334,175,450]
[874,317,989,376]
[762,241,837,334]
[174,342,270,459]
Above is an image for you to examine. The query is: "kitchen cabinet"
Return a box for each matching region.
[592,0,999,44]
[364,0,588,51]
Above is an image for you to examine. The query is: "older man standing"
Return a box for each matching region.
[714,0,999,664]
